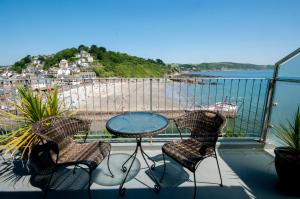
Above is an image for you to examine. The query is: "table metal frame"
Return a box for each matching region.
[118,137,160,196]
[106,112,168,196]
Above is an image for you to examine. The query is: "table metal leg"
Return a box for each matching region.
[119,138,160,196]
[140,147,160,193]
[119,144,138,196]
[121,149,137,172]
[140,146,156,170]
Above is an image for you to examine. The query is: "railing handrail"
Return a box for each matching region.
[0,76,271,141]
[0,77,271,82]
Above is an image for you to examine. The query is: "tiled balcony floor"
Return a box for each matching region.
[0,144,299,199]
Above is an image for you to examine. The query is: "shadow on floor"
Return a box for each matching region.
[27,153,191,196]
[218,149,300,198]
[0,185,251,199]
[0,158,31,188]
[145,153,190,187]
[92,153,141,186]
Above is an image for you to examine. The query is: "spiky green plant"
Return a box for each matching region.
[0,86,66,157]
[274,105,300,153]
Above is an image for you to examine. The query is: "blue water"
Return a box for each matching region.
[187,69,299,146]
[165,70,274,138]
[189,69,273,78]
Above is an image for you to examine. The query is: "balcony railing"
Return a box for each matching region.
[0,77,271,141]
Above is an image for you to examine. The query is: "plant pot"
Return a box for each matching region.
[274,147,300,188]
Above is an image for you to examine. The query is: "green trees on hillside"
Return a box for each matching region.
[44,48,78,70]
[11,55,31,73]
[9,44,172,77]
[78,44,89,52]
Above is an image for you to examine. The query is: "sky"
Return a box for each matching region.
[0,0,299,65]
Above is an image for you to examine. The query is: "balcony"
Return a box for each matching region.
[0,146,289,199]
[0,77,270,141]
[1,49,300,199]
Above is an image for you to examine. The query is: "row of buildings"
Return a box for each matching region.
[1,50,97,79]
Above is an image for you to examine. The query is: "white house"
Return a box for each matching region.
[78,71,96,78]
[87,56,93,63]
[48,68,58,77]
[75,50,94,63]
[32,57,41,65]
[80,50,89,58]
[81,63,90,67]
[57,68,71,76]
[1,71,13,78]
[59,59,69,68]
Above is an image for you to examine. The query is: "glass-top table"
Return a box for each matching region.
[106,112,169,137]
[106,112,169,195]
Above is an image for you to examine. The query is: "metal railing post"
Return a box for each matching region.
[261,79,274,142]
[261,48,300,143]
[260,48,300,142]
[150,78,153,112]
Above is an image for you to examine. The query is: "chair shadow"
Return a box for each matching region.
[30,167,89,191]
[0,158,31,188]
[30,153,142,190]
[144,153,190,188]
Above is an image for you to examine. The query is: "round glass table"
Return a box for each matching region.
[106,112,169,195]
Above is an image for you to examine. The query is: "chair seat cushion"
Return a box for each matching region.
[56,141,111,170]
[162,138,215,171]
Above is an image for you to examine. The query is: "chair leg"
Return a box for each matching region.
[215,151,223,186]
[193,172,197,199]
[107,150,114,177]
[159,153,166,183]
[43,170,55,199]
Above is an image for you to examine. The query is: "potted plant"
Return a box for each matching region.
[0,86,66,158]
[274,106,300,189]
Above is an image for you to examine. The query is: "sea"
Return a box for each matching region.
[186,69,299,146]
[188,70,272,78]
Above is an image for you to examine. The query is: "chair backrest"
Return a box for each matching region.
[32,116,91,149]
[174,110,226,146]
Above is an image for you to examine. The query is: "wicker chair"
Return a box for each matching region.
[160,110,226,199]
[30,116,113,199]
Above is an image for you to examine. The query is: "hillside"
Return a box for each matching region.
[9,45,176,78]
[8,46,273,78]
[178,62,273,71]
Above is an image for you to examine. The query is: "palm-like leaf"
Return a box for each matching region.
[0,86,66,157]
[274,106,300,152]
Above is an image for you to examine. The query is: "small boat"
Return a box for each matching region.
[205,102,238,118]
[195,101,238,118]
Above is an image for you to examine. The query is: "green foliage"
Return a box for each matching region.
[224,129,246,137]
[78,44,89,52]
[179,62,274,71]
[10,55,32,73]
[274,106,300,152]
[10,44,173,77]
[44,48,79,70]
[0,86,66,157]
[92,63,172,78]
[86,45,172,77]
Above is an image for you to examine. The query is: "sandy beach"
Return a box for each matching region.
[59,79,193,118]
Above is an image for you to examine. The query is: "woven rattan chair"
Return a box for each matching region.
[160,110,226,199]
[30,116,113,199]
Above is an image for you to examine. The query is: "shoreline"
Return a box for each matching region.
[181,68,273,73]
